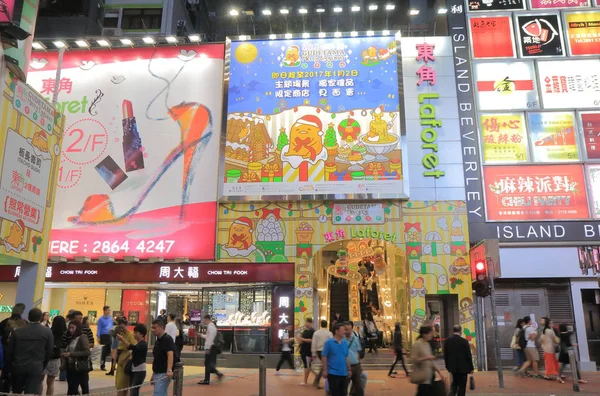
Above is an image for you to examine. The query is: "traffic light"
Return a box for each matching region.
[472,258,490,297]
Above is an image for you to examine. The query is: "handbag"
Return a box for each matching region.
[432,377,447,396]
[74,358,92,373]
[409,362,429,384]
[124,360,133,376]
[469,375,475,390]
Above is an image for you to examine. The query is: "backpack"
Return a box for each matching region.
[518,326,528,350]
[213,331,224,354]
[3,316,26,344]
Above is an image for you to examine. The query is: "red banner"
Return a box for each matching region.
[483,165,590,221]
[470,16,515,59]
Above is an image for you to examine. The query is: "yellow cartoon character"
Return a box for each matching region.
[373,247,386,275]
[284,45,300,66]
[226,217,254,250]
[2,219,26,253]
[361,46,379,65]
[31,131,49,153]
[283,115,326,163]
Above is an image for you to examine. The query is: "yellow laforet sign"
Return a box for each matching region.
[0,70,64,304]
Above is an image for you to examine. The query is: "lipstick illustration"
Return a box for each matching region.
[122,100,145,172]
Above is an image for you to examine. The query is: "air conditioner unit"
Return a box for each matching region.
[102,28,122,37]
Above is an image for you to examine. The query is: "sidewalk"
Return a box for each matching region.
[48,368,599,395]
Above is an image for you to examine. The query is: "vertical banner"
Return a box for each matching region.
[480,113,529,164]
[469,15,516,59]
[271,285,294,353]
[587,165,600,219]
[564,11,600,56]
[580,112,600,160]
[514,13,566,58]
[528,112,580,162]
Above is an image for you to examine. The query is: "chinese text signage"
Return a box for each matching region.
[467,0,525,11]
[537,59,600,109]
[587,165,600,219]
[515,14,565,57]
[271,285,294,352]
[565,12,600,56]
[332,203,385,225]
[528,112,579,162]
[529,0,591,8]
[223,37,404,199]
[480,113,529,163]
[581,112,600,159]
[469,15,516,58]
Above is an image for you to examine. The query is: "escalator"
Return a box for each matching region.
[329,281,349,325]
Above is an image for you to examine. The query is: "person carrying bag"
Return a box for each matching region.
[411,326,443,396]
[61,320,91,396]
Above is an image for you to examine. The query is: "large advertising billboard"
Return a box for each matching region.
[27,45,224,260]
[223,37,403,199]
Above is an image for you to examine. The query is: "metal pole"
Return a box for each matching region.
[475,295,485,371]
[488,259,504,388]
[568,348,580,392]
[173,361,184,396]
[51,48,65,107]
[259,355,267,396]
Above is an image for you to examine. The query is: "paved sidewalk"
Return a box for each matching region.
[46,367,599,395]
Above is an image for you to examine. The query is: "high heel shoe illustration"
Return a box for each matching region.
[67,101,213,225]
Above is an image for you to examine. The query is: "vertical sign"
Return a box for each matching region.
[448,1,486,226]
[587,165,600,219]
[580,112,600,160]
[271,285,294,353]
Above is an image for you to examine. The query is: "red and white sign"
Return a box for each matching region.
[27,45,225,261]
[474,61,539,110]
[564,11,600,56]
[537,59,600,109]
[529,0,591,8]
[484,165,590,221]
[581,112,600,160]
[469,15,516,59]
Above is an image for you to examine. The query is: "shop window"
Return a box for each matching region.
[121,8,162,30]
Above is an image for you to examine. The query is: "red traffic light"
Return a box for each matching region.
[475,261,485,272]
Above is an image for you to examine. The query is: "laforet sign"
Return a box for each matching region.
[446,0,600,244]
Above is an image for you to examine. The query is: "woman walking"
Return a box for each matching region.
[118,324,148,396]
[41,315,66,395]
[511,319,525,371]
[62,320,91,396]
[558,324,587,384]
[540,317,561,382]
[115,318,136,396]
[388,323,409,378]
[410,326,442,396]
[175,318,184,355]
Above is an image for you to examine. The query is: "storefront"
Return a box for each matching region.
[447,0,600,371]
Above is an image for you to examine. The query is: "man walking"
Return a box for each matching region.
[198,315,223,385]
[345,322,364,396]
[275,325,295,375]
[321,323,351,396]
[312,320,332,388]
[444,325,474,396]
[517,316,540,378]
[151,320,176,396]
[7,308,53,395]
[297,318,315,386]
[97,306,114,371]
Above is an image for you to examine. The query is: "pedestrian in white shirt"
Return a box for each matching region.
[165,314,179,341]
[312,320,333,389]
[198,315,223,385]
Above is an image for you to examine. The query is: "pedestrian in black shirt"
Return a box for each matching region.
[297,318,315,386]
[151,320,176,396]
[118,324,148,396]
[444,325,474,396]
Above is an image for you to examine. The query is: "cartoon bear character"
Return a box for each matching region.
[285,115,325,161]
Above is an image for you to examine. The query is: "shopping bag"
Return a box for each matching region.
[432,377,447,396]
[469,375,476,390]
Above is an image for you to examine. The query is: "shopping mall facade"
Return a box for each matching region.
[0,0,599,370]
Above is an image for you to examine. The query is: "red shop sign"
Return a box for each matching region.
[1,262,295,283]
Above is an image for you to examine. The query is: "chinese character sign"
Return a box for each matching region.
[587,165,600,219]
[224,37,403,198]
[0,72,64,266]
[529,0,591,9]
[528,112,580,162]
[565,12,600,56]
[536,59,600,109]
[480,113,529,163]
[474,61,539,110]
[467,0,526,11]
[469,16,516,58]
[515,14,565,57]
[581,112,600,160]
[484,165,590,221]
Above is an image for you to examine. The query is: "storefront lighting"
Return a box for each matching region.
[174,257,190,263]
[368,4,378,11]
[142,36,156,44]
[120,38,133,46]
[318,32,326,38]
[98,256,115,263]
[333,7,343,13]
[280,9,289,14]
[351,6,360,12]
[298,8,308,14]
[148,257,164,263]
[165,36,178,43]
[124,256,140,263]
[52,40,67,49]
[316,8,325,13]
[96,39,110,47]
[395,31,402,40]
[367,30,375,36]
[74,40,89,48]
[382,29,390,35]
[285,33,293,39]
[334,31,342,37]
[438,8,448,14]
[302,32,310,38]
[385,4,396,10]
[409,9,420,16]
[350,31,358,37]
[32,41,45,50]
[188,34,201,42]
[229,9,239,16]
[239,35,250,40]
[74,256,91,263]
[262,9,271,15]
[48,256,67,263]
[269,34,277,40]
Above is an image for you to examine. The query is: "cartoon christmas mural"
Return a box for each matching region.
[216,200,476,356]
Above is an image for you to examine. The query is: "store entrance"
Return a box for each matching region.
[425,294,459,356]
[581,289,600,364]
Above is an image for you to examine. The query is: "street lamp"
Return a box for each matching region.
[333,7,343,13]
[385,4,395,30]
[229,9,239,16]
[230,9,240,35]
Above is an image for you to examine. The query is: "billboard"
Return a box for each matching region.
[27,45,224,261]
[484,165,590,221]
[474,61,539,110]
[580,112,600,160]
[528,112,580,162]
[469,15,516,59]
[223,37,403,199]
[0,72,64,266]
[564,11,600,56]
[529,0,591,8]
[587,165,600,219]
[467,0,526,11]
[480,113,529,164]
[514,13,566,58]
[537,59,600,109]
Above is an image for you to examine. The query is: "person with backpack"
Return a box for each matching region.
[517,316,542,378]
[0,302,27,392]
[41,315,67,395]
[197,314,223,385]
[510,319,525,371]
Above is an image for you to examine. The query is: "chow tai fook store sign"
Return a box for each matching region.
[0,263,295,283]
[447,0,600,244]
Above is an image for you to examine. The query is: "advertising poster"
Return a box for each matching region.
[537,59,600,109]
[480,113,529,163]
[224,37,403,198]
[565,11,600,55]
[528,112,579,162]
[474,61,539,110]
[469,15,516,59]
[580,112,600,159]
[529,0,591,8]
[467,0,526,11]
[0,0,16,24]
[0,73,64,266]
[587,165,600,219]
[484,165,590,221]
[515,14,565,57]
[27,45,224,260]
